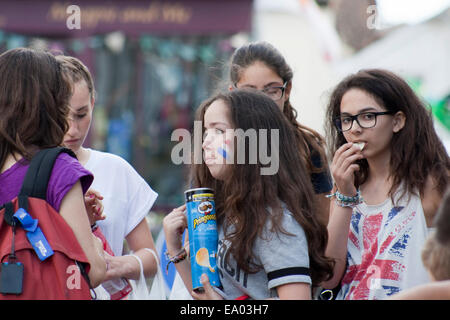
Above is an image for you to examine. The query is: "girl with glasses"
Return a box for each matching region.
[228,41,333,228]
[322,69,449,299]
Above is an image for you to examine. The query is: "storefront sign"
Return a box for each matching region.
[0,0,252,36]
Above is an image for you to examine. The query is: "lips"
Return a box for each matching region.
[204,157,217,165]
[64,139,79,145]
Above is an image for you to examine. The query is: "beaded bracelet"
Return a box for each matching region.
[165,247,188,273]
[326,189,363,208]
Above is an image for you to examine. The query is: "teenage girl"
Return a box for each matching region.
[322,69,449,299]
[0,48,106,288]
[164,90,334,299]
[228,41,333,226]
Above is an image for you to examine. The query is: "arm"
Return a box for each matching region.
[276,282,311,300]
[103,218,158,281]
[163,204,193,292]
[321,199,352,289]
[321,143,364,289]
[388,281,450,300]
[192,275,312,300]
[59,181,106,287]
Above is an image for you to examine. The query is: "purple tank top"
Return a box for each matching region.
[0,152,93,211]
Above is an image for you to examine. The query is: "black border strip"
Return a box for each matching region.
[267,267,310,281]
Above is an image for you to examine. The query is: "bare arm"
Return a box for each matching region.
[389,281,450,300]
[321,143,364,289]
[59,181,106,287]
[163,204,193,292]
[104,218,159,281]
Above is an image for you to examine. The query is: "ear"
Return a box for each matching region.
[90,96,96,111]
[392,111,406,133]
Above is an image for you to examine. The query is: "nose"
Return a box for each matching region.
[66,117,79,137]
[202,133,212,150]
[349,118,363,134]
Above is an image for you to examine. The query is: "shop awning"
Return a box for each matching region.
[0,0,253,36]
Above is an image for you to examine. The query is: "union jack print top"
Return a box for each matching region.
[337,188,432,300]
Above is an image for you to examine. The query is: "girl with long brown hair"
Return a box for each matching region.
[322,69,449,299]
[228,41,333,226]
[0,48,106,290]
[164,90,333,299]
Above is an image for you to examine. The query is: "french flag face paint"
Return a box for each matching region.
[217,146,227,159]
[217,139,232,161]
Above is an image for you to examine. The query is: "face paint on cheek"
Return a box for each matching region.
[217,139,232,160]
[217,147,227,159]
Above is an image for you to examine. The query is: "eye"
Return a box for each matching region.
[341,117,352,124]
[215,128,224,134]
[361,113,375,121]
[76,113,87,119]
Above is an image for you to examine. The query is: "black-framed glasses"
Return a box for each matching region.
[334,111,395,132]
[234,82,287,101]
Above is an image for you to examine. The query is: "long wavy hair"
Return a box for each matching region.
[191,90,334,285]
[0,48,72,170]
[325,69,449,202]
[229,41,328,175]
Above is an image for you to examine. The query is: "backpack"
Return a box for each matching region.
[0,147,93,300]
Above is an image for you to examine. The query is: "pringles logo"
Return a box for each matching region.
[193,200,216,229]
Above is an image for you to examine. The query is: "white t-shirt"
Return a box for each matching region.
[84,149,158,256]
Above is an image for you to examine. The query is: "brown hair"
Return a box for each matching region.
[422,235,450,281]
[423,187,450,281]
[325,69,449,202]
[229,41,329,175]
[55,55,95,99]
[0,47,72,169]
[191,89,334,285]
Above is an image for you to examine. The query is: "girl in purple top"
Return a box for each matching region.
[0,48,106,288]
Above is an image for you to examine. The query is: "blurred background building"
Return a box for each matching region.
[0,0,448,215]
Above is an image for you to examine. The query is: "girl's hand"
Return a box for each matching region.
[191,274,224,300]
[163,204,187,255]
[102,252,139,281]
[330,143,364,196]
[85,188,105,225]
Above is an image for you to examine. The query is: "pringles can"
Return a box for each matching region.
[185,188,221,291]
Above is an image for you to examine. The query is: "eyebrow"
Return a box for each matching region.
[241,82,283,89]
[340,107,379,115]
[70,105,89,113]
[204,121,230,128]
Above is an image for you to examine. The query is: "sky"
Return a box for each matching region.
[375,0,450,25]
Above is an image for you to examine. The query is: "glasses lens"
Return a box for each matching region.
[339,116,353,131]
[262,87,283,100]
[357,113,376,128]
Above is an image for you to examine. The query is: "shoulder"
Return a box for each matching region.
[48,152,93,210]
[54,152,92,181]
[262,205,307,242]
[88,149,142,176]
[89,149,131,167]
